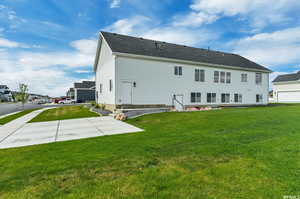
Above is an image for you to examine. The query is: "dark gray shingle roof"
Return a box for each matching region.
[101,31,271,72]
[273,72,300,83]
[0,85,9,89]
[74,81,95,89]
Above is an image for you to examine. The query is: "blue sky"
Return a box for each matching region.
[1,0,300,96]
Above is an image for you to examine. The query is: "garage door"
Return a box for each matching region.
[278,91,300,102]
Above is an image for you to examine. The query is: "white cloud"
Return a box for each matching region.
[143,27,216,46]
[105,15,151,35]
[18,39,97,68]
[176,0,299,29]
[173,12,218,27]
[75,70,91,74]
[0,37,19,48]
[109,0,121,8]
[105,15,218,46]
[70,39,98,55]
[0,37,44,49]
[232,27,300,67]
[0,38,97,96]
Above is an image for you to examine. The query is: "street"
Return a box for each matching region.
[0,103,85,116]
[0,103,44,116]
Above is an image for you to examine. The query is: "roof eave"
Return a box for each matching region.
[273,80,300,84]
[112,52,272,73]
[93,33,103,72]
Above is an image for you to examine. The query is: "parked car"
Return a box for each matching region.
[58,99,75,104]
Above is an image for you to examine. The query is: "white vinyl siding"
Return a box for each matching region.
[115,56,269,106]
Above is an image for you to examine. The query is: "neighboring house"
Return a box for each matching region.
[93,31,271,111]
[28,93,52,104]
[0,85,13,102]
[273,71,300,103]
[66,88,75,99]
[73,81,95,103]
[269,90,275,103]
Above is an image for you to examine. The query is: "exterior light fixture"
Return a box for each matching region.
[133,82,137,87]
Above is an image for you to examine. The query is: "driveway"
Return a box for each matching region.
[0,109,143,149]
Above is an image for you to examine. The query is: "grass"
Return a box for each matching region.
[1,105,300,198]
[0,109,39,125]
[29,105,100,123]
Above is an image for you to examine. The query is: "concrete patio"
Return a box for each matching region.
[0,109,143,149]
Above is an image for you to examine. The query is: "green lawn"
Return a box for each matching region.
[1,105,300,198]
[29,105,100,123]
[0,109,39,125]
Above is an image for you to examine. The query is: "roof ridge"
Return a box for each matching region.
[101,31,238,56]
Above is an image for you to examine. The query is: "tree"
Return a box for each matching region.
[16,83,29,109]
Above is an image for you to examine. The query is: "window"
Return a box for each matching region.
[241,73,247,82]
[100,84,103,93]
[109,80,112,92]
[256,94,263,103]
[191,92,201,103]
[195,69,205,82]
[234,93,242,103]
[256,73,262,84]
[226,72,231,83]
[214,71,219,83]
[220,72,225,83]
[174,66,182,76]
[207,93,216,103]
[221,93,230,103]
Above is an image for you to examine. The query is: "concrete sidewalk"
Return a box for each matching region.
[0,116,143,149]
[0,108,52,142]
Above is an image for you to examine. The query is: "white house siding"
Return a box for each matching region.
[95,39,116,105]
[115,56,269,106]
[273,82,300,102]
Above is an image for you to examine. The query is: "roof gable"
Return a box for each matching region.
[100,31,271,72]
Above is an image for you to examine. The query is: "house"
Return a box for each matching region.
[0,85,13,102]
[273,71,300,102]
[66,88,75,99]
[93,31,271,111]
[27,93,52,104]
[73,81,95,103]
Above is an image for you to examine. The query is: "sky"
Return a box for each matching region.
[1,0,300,97]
